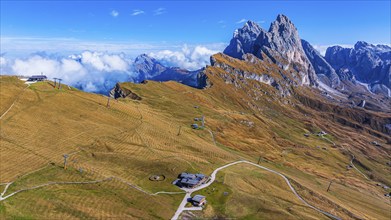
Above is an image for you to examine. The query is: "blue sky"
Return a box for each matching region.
[0,0,389,93]
[1,0,390,56]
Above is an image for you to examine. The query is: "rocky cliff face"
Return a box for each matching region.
[110,83,141,100]
[301,39,341,88]
[223,21,262,59]
[253,15,318,86]
[223,15,318,87]
[325,42,391,96]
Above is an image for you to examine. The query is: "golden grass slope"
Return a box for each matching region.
[0,72,390,220]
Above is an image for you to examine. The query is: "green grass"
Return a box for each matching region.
[196,172,233,215]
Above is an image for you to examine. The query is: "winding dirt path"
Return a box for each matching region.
[0,175,184,202]
[321,136,370,180]
[0,178,113,201]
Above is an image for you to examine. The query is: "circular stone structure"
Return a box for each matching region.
[149,175,165,181]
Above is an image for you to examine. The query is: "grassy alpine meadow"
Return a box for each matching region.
[0,74,390,219]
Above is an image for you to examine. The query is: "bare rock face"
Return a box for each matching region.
[196,69,212,89]
[253,14,318,86]
[210,53,291,97]
[223,21,262,59]
[223,14,318,87]
[110,83,141,100]
[301,39,341,88]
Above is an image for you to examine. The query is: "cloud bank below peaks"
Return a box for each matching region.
[0,45,222,94]
[1,51,134,93]
[148,45,218,71]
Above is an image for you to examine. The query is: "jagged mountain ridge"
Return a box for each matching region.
[224,15,318,87]
[132,54,202,88]
[301,39,341,89]
[325,42,391,96]
[223,15,391,98]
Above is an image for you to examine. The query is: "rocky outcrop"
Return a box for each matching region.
[196,70,212,89]
[325,42,391,96]
[210,53,291,97]
[301,40,341,88]
[110,83,141,100]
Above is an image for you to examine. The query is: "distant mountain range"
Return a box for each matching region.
[79,14,389,100]
[325,41,390,96]
[223,15,391,97]
[126,15,390,98]
[132,54,202,88]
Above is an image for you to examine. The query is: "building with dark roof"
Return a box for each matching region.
[27,75,47,81]
[192,195,206,206]
[175,172,208,188]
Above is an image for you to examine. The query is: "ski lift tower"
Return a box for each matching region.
[53,78,58,88]
[58,78,62,89]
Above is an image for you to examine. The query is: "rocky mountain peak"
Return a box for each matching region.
[254,15,318,86]
[243,20,261,32]
[354,41,370,50]
[223,20,263,59]
[133,54,166,79]
[134,54,158,66]
[269,14,297,34]
[353,41,391,54]
[276,14,290,22]
[223,14,318,86]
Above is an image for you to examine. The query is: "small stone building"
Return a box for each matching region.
[192,195,206,206]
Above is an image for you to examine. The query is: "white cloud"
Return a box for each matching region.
[154,8,166,16]
[236,18,247,24]
[0,56,7,66]
[131,9,145,16]
[12,55,60,76]
[0,41,225,92]
[0,56,12,74]
[149,45,220,70]
[2,52,135,93]
[80,51,130,72]
[110,10,119,17]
